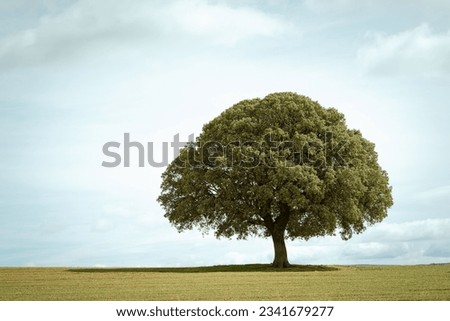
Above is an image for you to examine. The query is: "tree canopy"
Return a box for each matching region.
[158,92,393,267]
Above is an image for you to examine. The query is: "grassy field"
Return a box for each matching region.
[1,264,450,300]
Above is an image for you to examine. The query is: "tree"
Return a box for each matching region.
[158,92,393,268]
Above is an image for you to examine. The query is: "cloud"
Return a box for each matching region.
[170,1,286,45]
[0,0,286,68]
[362,218,450,242]
[343,242,408,259]
[0,1,159,68]
[357,23,450,77]
[286,218,450,264]
[303,0,450,11]
[424,241,450,258]
[303,0,368,11]
[288,244,339,263]
[338,219,450,263]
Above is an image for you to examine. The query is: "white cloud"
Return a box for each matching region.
[285,218,450,264]
[361,218,450,242]
[222,251,250,264]
[303,0,366,11]
[93,263,107,267]
[170,1,286,45]
[303,0,450,11]
[424,241,450,258]
[0,1,159,67]
[343,242,408,259]
[289,244,339,263]
[0,0,286,68]
[334,218,450,263]
[358,23,450,77]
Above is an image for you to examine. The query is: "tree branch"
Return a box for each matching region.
[246,218,265,226]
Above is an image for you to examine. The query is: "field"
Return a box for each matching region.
[1,264,450,300]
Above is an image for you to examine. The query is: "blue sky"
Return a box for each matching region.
[1,0,449,267]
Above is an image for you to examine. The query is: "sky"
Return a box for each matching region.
[1,0,449,267]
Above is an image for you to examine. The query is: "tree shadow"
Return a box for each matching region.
[68,264,339,273]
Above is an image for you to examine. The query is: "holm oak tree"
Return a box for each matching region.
[158,92,393,268]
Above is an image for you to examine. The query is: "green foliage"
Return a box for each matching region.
[158,92,393,244]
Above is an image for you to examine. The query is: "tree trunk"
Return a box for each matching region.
[271,231,290,268]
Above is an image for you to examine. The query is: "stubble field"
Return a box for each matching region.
[1,264,449,300]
